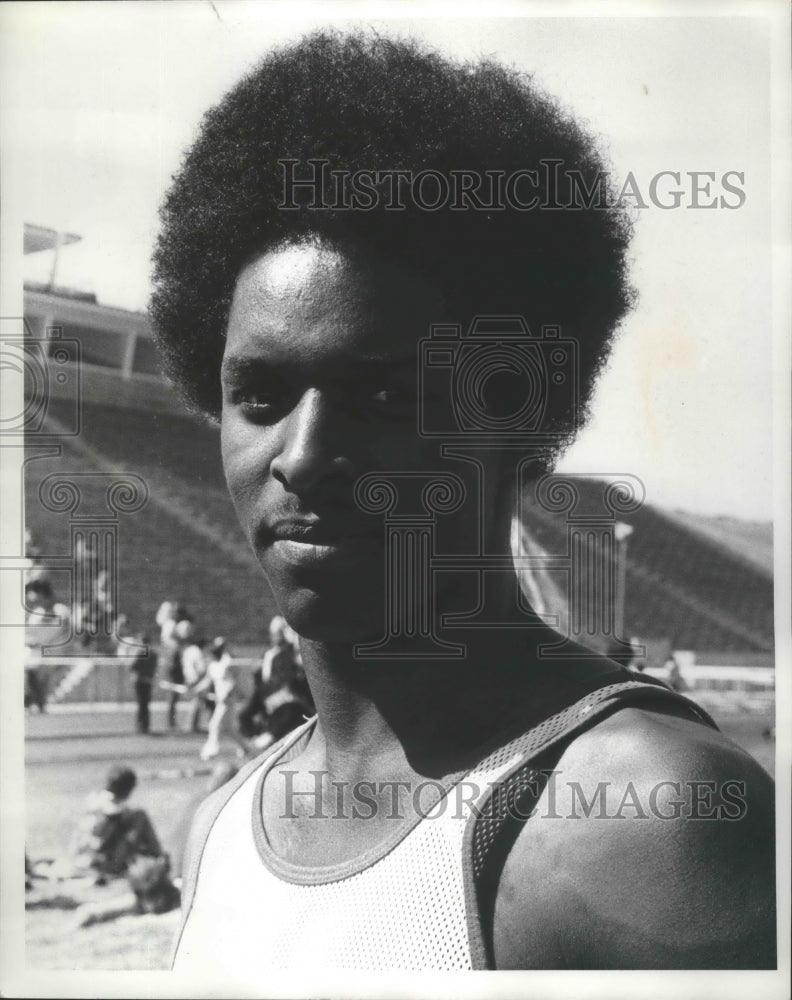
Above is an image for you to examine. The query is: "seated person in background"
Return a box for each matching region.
[70,766,163,881]
[73,855,182,929]
[238,617,313,748]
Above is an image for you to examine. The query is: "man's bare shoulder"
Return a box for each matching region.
[493,704,776,969]
[556,701,769,783]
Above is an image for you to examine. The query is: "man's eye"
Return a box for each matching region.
[240,395,273,410]
[229,387,283,421]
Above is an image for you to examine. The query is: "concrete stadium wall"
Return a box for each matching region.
[30,655,775,707]
[28,656,262,706]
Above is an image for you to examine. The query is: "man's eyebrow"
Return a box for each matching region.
[220,356,272,379]
[221,354,417,379]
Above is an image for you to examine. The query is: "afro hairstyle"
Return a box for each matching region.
[150,30,634,457]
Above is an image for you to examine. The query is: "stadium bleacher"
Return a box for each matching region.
[524,482,773,653]
[26,397,773,661]
[26,398,278,649]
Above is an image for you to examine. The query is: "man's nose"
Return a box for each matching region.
[269,388,355,493]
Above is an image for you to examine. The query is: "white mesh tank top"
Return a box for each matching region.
[172,675,715,973]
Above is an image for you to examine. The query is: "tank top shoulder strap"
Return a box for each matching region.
[461,677,717,969]
[171,717,316,968]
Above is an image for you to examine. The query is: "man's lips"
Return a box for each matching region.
[269,536,382,568]
[265,520,384,569]
[255,518,385,568]
[265,517,382,546]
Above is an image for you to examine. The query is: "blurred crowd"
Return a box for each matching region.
[25,592,315,930]
[23,529,314,753]
[26,762,222,929]
[148,600,314,759]
[23,529,127,711]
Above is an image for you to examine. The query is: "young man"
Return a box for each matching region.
[151,33,775,971]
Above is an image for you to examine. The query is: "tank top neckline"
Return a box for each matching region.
[250,717,477,886]
[249,665,629,886]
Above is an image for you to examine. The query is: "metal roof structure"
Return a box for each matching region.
[24,223,82,256]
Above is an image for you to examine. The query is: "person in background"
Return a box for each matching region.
[261,616,303,688]
[665,653,687,693]
[69,766,163,883]
[165,643,185,731]
[129,634,157,734]
[179,625,209,733]
[157,601,192,656]
[628,636,646,673]
[90,569,117,652]
[24,527,40,562]
[24,579,71,712]
[157,601,180,728]
[24,529,50,588]
[72,536,106,649]
[73,854,181,929]
[163,611,196,729]
[239,617,293,739]
[156,599,175,640]
[238,616,313,750]
[194,637,246,761]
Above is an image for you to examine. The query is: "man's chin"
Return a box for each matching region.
[283,614,387,646]
[270,585,386,646]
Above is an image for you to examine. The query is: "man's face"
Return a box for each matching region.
[221,239,455,642]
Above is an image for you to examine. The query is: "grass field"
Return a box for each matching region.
[25,902,180,971]
[24,699,776,971]
[25,702,230,971]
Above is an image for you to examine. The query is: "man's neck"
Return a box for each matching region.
[296,620,568,784]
